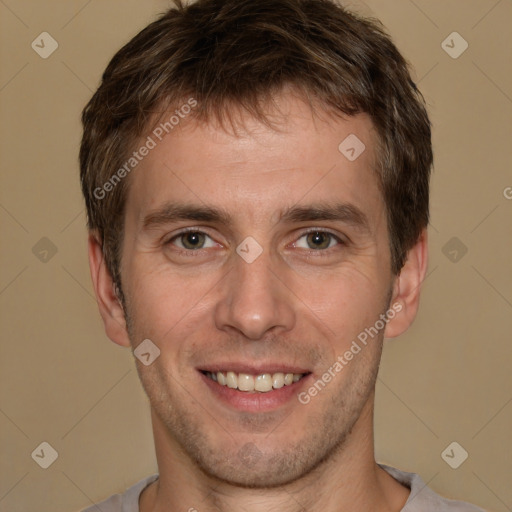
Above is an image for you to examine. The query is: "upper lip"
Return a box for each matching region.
[198,363,311,375]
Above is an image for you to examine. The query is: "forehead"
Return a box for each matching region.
[124,95,383,229]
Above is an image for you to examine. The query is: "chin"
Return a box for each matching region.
[195,448,319,489]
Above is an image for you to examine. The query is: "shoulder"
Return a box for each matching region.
[81,474,159,512]
[379,464,487,512]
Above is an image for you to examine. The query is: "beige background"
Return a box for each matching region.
[1,0,511,511]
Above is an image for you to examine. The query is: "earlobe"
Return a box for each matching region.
[88,232,131,347]
[384,229,428,339]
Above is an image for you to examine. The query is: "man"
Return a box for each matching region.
[79,0,485,510]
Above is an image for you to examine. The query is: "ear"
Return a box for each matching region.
[88,232,131,347]
[384,229,428,339]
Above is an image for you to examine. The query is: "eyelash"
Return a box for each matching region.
[164,227,346,256]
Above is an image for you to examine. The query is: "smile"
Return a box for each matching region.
[203,371,307,393]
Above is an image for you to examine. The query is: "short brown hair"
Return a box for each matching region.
[80,0,432,300]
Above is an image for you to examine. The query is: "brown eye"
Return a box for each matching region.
[305,231,333,250]
[184,232,205,249]
[172,231,212,250]
[292,230,344,253]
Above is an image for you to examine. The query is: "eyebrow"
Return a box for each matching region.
[142,203,231,230]
[279,203,370,232]
[142,201,371,233]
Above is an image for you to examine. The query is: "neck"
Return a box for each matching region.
[140,397,410,512]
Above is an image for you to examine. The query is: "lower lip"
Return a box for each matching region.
[199,371,312,412]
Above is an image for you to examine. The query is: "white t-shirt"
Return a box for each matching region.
[82,464,486,511]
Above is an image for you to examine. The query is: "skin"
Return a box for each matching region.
[89,92,428,512]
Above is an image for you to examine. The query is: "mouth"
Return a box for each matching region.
[201,370,309,393]
[198,365,312,412]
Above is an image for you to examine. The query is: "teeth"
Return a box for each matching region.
[238,373,254,391]
[226,371,237,389]
[254,374,273,392]
[272,373,285,389]
[217,372,226,386]
[205,371,305,392]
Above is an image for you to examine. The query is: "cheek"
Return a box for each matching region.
[123,265,175,338]
[293,264,388,335]
[123,259,219,341]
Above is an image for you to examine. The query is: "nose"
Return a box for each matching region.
[214,247,296,340]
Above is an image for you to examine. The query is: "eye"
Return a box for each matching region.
[169,230,217,250]
[294,230,342,250]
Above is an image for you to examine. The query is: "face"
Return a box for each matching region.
[109,95,401,486]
